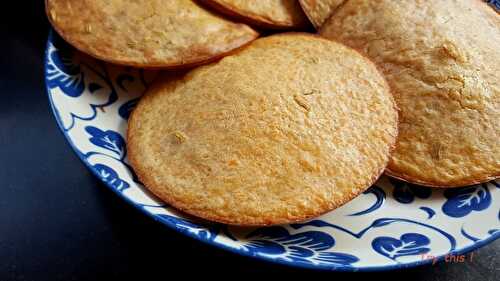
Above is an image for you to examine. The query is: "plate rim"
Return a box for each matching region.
[44,29,500,272]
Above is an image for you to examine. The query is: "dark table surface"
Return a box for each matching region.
[1,1,498,280]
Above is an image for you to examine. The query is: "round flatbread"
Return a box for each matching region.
[320,0,500,187]
[299,0,345,29]
[45,0,258,68]
[198,0,309,29]
[127,33,398,225]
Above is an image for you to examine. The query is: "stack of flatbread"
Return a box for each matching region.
[46,0,499,225]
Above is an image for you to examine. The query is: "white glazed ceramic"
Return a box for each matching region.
[45,28,499,271]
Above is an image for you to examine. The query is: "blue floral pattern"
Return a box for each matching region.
[442,185,491,218]
[245,227,358,266]
[45,27,500,271]
[118,98,139,120]
[372,233,430,260]
[93,164,130,192]
[349,185,385,216]
[390,179,431,204]
[492,181,500,189]
[419,207,436,219]
[291,217,456,251]
[46,37,119,131]
[157,214,219,242]
[46,45,85,97]
[487,0,500,10]
[85,126,126,159]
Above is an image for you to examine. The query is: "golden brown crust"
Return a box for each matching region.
[321,0,500,187]
[198,0,309,29]
[299,0,345,29]
[127,33,398,225]
[384,169,500,189]
[46,0,258,68]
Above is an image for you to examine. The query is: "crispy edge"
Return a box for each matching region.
[298,0,321,28]
[299,0,347,29]
[197,0,310,30]
[384,169,500,188]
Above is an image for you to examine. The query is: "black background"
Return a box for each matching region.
[0,1,498,280]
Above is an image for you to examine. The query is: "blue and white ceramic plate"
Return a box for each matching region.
[45,27,499,271]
